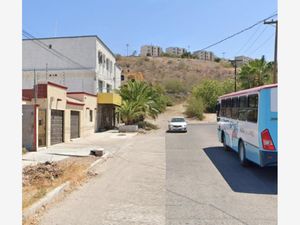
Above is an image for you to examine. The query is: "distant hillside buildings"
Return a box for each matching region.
[140,45,163,57]
[193,50,215,61]
[234,56,253,67]
[139,45,253,64]
[166,47,187,56]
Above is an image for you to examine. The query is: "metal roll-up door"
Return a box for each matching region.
[71,111,80,139]
[51,110,64,145]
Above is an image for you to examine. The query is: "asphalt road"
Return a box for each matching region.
[166,123,277,225]
[37,122,277,225]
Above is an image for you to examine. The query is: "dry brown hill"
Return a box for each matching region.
[117,56,234,89]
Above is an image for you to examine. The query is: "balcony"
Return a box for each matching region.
[97,93,122,106]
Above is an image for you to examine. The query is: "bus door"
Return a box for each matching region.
[224,98,234,147]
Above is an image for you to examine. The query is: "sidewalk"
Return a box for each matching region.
[22,130,138,168]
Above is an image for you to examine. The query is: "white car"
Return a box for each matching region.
[168,117,187,132]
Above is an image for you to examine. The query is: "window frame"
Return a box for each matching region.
[247,94,259,123]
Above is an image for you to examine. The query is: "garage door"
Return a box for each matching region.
[71,111,80,139]
[51,110,64,145]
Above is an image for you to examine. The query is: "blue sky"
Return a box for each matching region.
[23,0,277,61]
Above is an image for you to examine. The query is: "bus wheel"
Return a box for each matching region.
[238,141,249,166]
[222,132,230,151]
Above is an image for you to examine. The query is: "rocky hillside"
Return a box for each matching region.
[117,56,234,90]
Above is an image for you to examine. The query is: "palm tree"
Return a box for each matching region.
[238,56,273,89]
[116,100,144,125]
[117,81,166,124]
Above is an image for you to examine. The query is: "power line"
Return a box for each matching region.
[22,30,89,70]
[198,13,277,51]
[234,23,263,56]
[249,33,275,55]
[243,26,268,54]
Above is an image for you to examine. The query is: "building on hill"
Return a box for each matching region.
[234,56,253,67]
[140,45,163,57]
[193,50,215,61]
[166,47,187,56]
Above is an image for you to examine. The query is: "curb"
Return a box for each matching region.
[23,152,111,221]
[87,151,111,171]
[23,181,70,221]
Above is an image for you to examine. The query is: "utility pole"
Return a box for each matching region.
[264,19,278,83]
[229,58,243,92]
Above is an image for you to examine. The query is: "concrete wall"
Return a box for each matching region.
[22,36,121,94]
[23,36,96,71]
[22,105,38,151]
[22,70,96,94]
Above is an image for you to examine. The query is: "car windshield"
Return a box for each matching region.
[171,118,185,122]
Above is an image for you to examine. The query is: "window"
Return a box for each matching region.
[89,110,93,122]
[231,97,239,119]
[247,94,258,123]
[225,98,232,118]
[221,99,226,117]
[98,51,103,64]
[238,96,247,121]
[106,59,109,70]
[216,103,220,117]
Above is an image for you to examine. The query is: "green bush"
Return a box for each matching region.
[192,79,222,113]
[164,79,186,94]
[184,96,204,120]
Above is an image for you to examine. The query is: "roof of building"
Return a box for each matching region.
[23,35,116,58]
[66,97,85,106]
[67,92,97,98]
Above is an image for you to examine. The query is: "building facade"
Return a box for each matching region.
[140,45,163,57]
[193,50,215,61]
[22,82,98,149]
[165,47,187,56]
[22,36,123,149]
[234,56,253,67]
[22,35,122,94]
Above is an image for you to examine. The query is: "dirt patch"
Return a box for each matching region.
[22,156,97,223]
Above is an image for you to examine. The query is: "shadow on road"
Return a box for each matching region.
[203,146,277,195]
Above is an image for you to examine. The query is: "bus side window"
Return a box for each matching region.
[247,94,258,123]
[216,103,220,117]
[232,97,239,119]
[226,98,232,118]
[221,99,226,117]
[238,96,247,121]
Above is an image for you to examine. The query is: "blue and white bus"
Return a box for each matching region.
[216,84,277,167]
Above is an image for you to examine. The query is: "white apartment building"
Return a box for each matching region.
[193,50,215,61]
[23,35,121,94]
[140,45,163,57]
[166,47,187,56]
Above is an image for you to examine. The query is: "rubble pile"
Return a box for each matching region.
[23,161,63,186]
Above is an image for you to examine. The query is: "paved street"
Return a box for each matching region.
[36,110,277,225]
[38,127,166,225]
[166,124,277,225]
